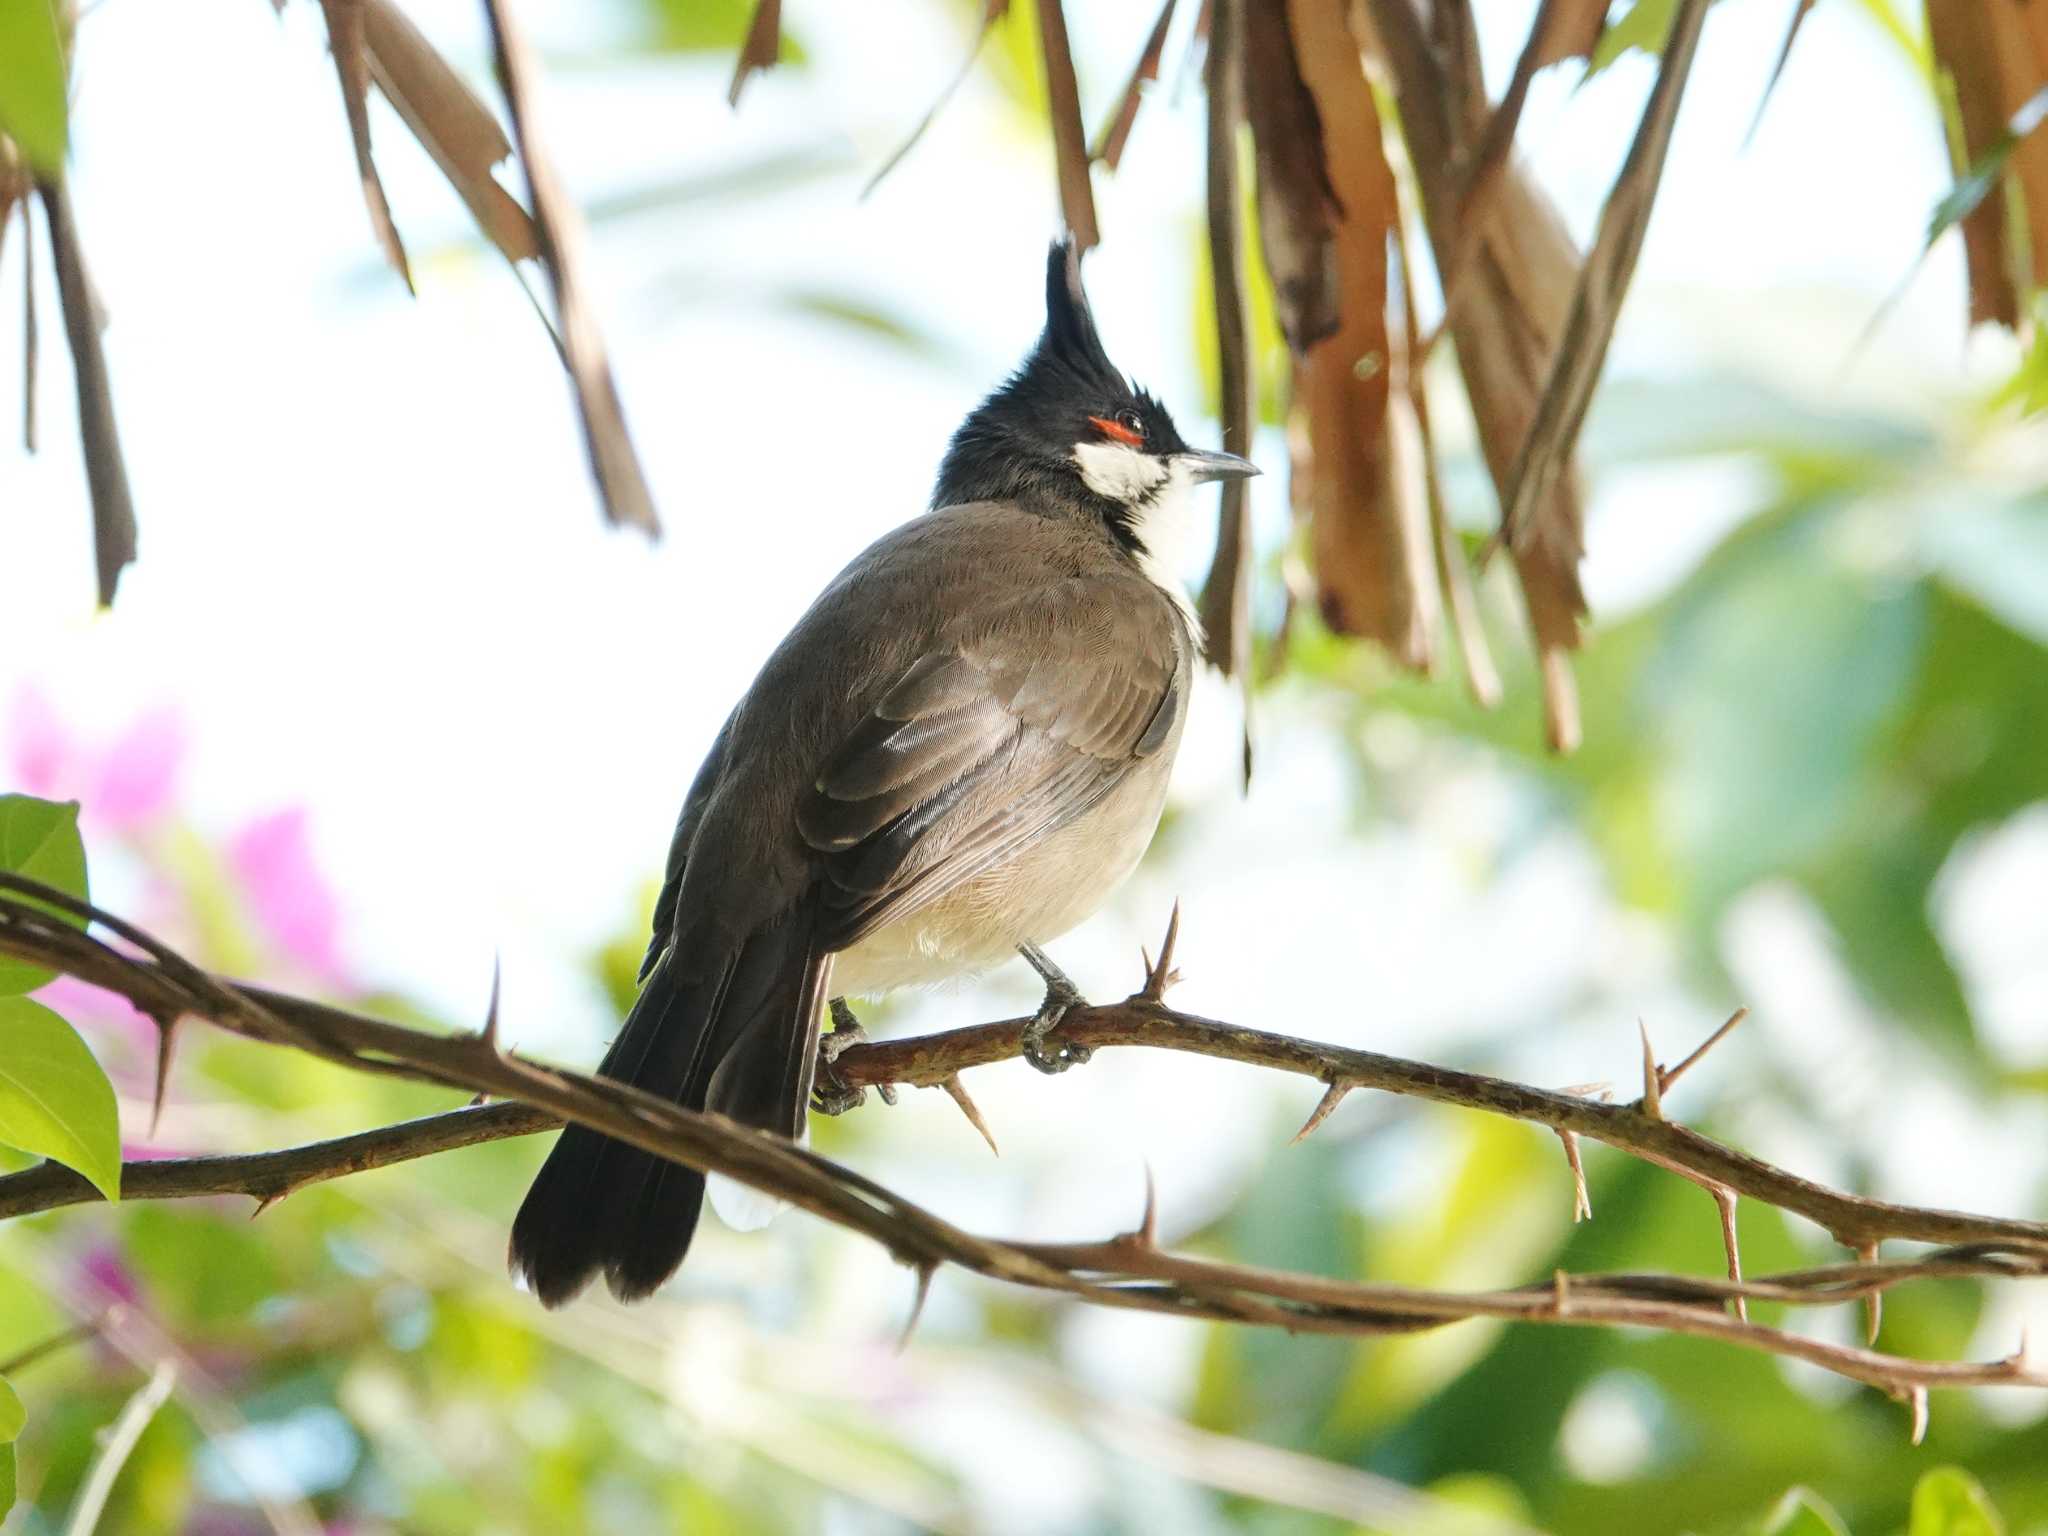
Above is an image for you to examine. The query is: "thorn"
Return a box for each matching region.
[1559,1081,1615,1102]
[478,954,503,1054]
[1555,1128,1591,1221]
[1659,1006,1748,1099]
[1135,1163,1159,1248]
[2009,1325,2033,1377]
[249,1186,292,1220]
[1140,900,1183,1002]
[938,1074,999,1157]
[1291,1080,1351,1145]
[1552,1269,1571,1316]
[1858,1240,1881,1345]
[1710,1184,1746,1324]
[1907,1384,1929,1445]
[148,1013,180,1139]
[897,1262,936,1352]
[1638,1020,1664,1120]
[468,1090,492,1107]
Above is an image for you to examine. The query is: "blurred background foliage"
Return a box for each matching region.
[4,0,2048,1531]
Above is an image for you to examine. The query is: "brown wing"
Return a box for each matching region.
[795,588,1185,952]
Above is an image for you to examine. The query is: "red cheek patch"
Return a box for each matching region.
[1088,415,1144,447]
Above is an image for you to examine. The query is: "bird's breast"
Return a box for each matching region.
[828,752,1174,998]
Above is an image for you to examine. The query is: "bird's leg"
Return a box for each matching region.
[1017,943,1093,1074]
[812,997,896,1115]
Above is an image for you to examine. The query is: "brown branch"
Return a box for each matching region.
[3,878,2046,1410]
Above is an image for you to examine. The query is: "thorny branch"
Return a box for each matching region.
[2,877,2045,1426]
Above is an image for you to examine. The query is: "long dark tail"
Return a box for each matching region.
[508,903,828,1307]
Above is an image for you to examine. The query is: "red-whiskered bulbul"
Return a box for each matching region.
[509,241,1258,1306]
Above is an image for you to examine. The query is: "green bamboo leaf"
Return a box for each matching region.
[0,1376,21,1441]
[0,996,121,1200]
[1910,1467,2005,1536]
[0,0,68,174]
[1759,1487,1850,1536]
[1,1442,13,1520]
[0,795,89,995]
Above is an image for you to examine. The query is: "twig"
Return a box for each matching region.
[3,880,2047,1411]
[62,1360,178,1536]
[860,0,1009,200]
[1091,0,1178,171]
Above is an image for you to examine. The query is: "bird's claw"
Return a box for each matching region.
[813,999,896,1114]
[1020,978,1092,1074]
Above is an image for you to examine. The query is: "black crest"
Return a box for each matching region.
[931,241,1183,513]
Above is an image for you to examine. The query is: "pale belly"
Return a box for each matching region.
[828,762,1171,998]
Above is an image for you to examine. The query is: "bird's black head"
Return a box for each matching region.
[931,242,1257,552]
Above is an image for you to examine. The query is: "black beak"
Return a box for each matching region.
[1177,448,1260,484]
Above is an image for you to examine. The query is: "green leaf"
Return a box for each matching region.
[1589,0,1681,74]
[1926,87,2048,254]
[640,0,805,63]
[0,795,90,995]
[1758,1486,1850,1536]
[0,1441,12,1521]
[0,996,120,1199]
[0,0,67,174]
[0,1375,22,1441]
[1909,1467,2006,1536]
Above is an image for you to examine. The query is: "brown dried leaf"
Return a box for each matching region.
[1498,0,1710,565]
[1364,0,1585,748]
[1289,0,1432,670]
[319,0,414,292]
[1092,0,1176,171]
[1242,0,1339,353]
[1747,0,1814,145]
[1928,0,2048,328]
[1198,0,1255,714]
[1037,0,1099,250]
[484,0,661,536]
[39,181,137,607]
[727,0,782,110]
[1528,0,1609,67]
[361,0,538,264]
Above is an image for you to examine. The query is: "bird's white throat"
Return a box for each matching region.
[1071,441,1205,641]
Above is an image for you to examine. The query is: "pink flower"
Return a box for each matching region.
[229,808,348,984]
[6,688,184,834]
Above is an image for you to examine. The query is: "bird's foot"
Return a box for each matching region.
[813,997,896,1115]
[1017,943,1093,1075]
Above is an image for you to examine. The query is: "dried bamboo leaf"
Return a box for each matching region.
[1927,0,2048,328]
[361,0,538,264]
[39,180,137,607]
[483,0,661,536]
[1746,0,1815,145]
[861,0,1009,199]
[1241,0,1339,352]
[1288,0,1432,669]
[1037,0,1099,249]
[1498,0,1710,559]
[1198,0,1254,733]
[1364,0,1584,748]
[1092,0,1177,171]
[727,0,781,109]
[22,196,36,455]
[320,0,414,292]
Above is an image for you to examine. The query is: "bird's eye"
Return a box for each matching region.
[1089,410,1146,447]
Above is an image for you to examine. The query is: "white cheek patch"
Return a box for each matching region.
[1072,439,1170,504]
[1071,448,1205,644]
